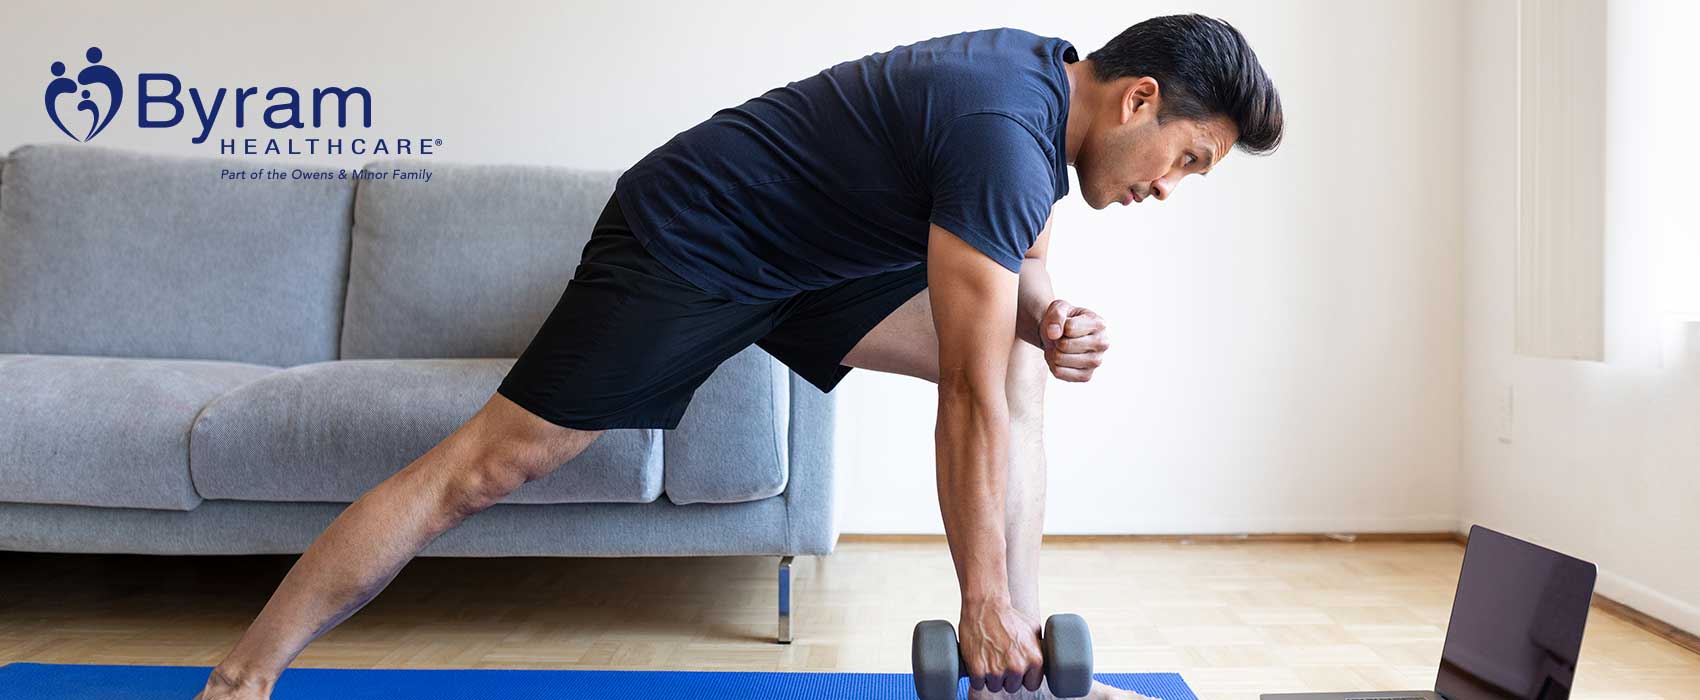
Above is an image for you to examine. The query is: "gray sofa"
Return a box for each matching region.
[0,143,838,642]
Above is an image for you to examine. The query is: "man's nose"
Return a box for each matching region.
[1152,176,1174,201]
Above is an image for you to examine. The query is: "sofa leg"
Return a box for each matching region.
[777,555,794,644]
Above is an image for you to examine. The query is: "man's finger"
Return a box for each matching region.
[1050,365,1094,382]
[1055,334,1109,354]
[1043,300,1073,341]
[1049,350,1104,370]
[1003,668,1023,694]
[1062,313,1104,337]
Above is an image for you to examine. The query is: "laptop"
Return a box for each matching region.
[1262,525,1598,700]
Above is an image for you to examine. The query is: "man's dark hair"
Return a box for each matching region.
[1086,14,1284,155]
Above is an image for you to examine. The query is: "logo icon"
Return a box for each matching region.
[45,46,123,142]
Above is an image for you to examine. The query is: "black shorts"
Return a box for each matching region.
[495,193,929,430]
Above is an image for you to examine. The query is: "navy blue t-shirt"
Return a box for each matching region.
[614,28,1075,303]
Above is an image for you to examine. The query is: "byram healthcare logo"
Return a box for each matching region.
[41,45,440,157]
[46,46,120,142]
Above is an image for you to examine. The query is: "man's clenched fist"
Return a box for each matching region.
[1039,299,1109,382]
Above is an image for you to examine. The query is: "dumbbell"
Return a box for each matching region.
[911,613,1093,700]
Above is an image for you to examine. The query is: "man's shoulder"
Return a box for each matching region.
[915,27,1053,48]
[898,27,1061,70]
[899,28,1070,125]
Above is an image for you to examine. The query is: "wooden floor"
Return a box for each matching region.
[2,539,1697,699]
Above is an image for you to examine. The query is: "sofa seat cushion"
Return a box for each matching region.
[663,346,790,505]
[189,359,663,504]
[0,354,279,511]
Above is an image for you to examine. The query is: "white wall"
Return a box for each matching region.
[1461,0,1700,636]
[837,1,1469,534]
[1,1,1465,535]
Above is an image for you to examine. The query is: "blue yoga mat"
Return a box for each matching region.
[0,663,1196,700]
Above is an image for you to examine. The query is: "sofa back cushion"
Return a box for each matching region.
[341,160,620,359]
[0,145,353,366]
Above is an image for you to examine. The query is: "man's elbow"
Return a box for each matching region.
[936,365,1009,416]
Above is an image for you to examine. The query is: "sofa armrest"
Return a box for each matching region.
[782,369,838,555]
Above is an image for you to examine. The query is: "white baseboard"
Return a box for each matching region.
[1597,568,1700,639]
[842,515,1463,537]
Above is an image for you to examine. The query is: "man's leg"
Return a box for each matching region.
[196,393,601,700]
[197,190,787,699]
[1002,336,1048,622]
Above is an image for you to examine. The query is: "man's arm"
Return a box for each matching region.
[1015,214,1056,350]
[926,223,1045,693]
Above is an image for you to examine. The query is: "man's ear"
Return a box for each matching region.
[1120,76,1161,125]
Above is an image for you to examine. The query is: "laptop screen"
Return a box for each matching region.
[1434,526,1598,700]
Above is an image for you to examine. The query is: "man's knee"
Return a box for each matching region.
[448,443,544,515]
[442,396,603,515]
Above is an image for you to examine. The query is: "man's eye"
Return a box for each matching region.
[1185,154,1197,166]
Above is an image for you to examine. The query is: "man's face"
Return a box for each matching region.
[1075,76,1239,209]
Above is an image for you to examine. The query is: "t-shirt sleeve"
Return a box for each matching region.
[926,112,1057,273]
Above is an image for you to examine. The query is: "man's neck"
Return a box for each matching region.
[1063,58,1095,166]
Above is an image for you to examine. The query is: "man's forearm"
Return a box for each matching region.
[1016,258,1056,349]
[935,383,1013,604]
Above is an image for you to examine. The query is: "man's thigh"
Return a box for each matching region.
[754,264,931,391]
[497,193,780,431]
[839,284,1047,397]
[839,288,939,383]
[759,264,1038,391]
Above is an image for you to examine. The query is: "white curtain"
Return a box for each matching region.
[1515,0,1606,361]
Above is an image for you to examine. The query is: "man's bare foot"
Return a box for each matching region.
[967,678,1156,700]
[191,667,275,700]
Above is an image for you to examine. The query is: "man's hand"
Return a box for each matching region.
[959,598,1046,694]
[1039,300,1110,382]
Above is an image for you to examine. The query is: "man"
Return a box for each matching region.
[196,14,1282,700]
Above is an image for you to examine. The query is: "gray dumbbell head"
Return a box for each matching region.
[1043,613,1094,698]
[912,619,962,700]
